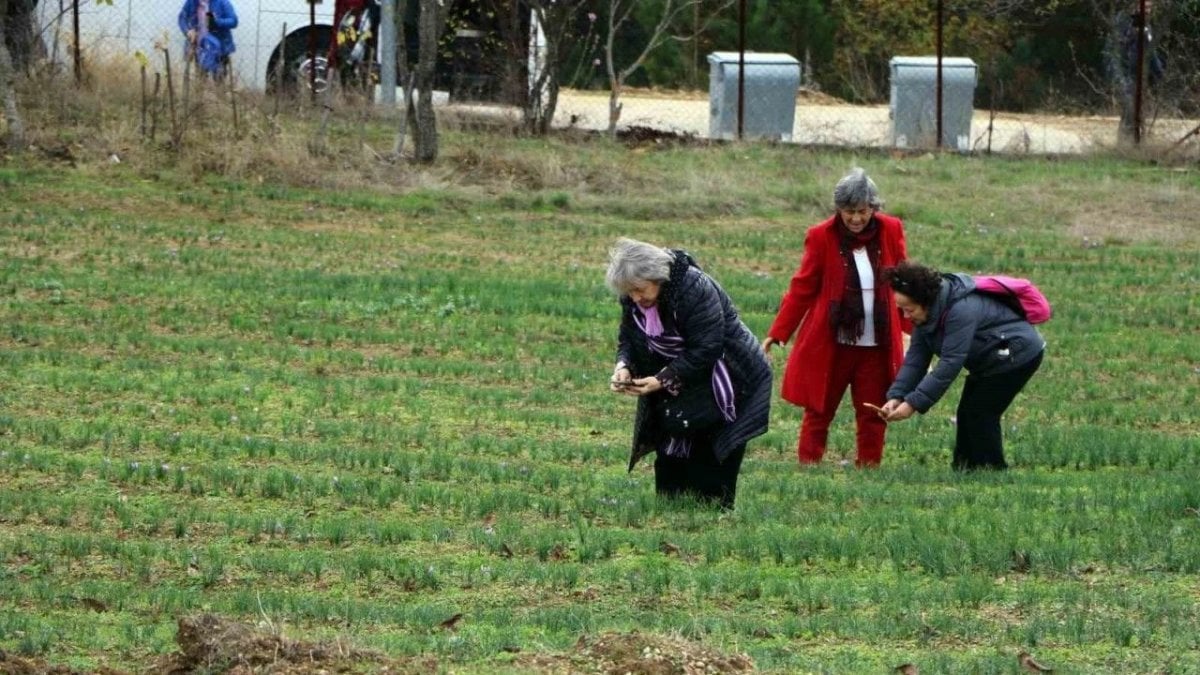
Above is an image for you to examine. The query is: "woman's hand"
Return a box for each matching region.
[881,398,916,422]
[624,376,663,396]
[761,337,780,354]
[610,366,633,394]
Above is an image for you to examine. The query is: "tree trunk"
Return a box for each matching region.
[524,7,562,136]
[3,0,38,73]
[412,0,445,163]
[0,0,26,151]
[539,74,559,135]
[607,80,622,137]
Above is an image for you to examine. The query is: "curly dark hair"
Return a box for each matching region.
[882,261,943,308]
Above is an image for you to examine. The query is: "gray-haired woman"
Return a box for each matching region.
[606,237,772,510]
[762,167,909,467]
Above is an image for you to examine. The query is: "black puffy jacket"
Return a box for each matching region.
[616,251,772,468]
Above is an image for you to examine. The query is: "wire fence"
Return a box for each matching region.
[30,0,1200,157]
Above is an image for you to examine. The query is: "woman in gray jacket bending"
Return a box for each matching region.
[877,261,1045,470]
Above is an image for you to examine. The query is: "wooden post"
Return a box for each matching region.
[150,72,161,142]
[164,48,179,147]
[228,62,239,137]
[274,22,287,116]
[140,63,148,141]
[72,0,81,84]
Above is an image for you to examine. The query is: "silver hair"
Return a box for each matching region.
[605,237,674,296]
[833,167,883,210]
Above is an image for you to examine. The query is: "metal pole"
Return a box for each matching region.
[737,0,745,140]
[379,0,397,106]
[692,2,699,86]
[1133,0,1146,145]
[308,0,317,104]
[935,0,943,149]
[72,0,81,84]
[274,22,287,116]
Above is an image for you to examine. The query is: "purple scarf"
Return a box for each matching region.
[634,305,736,458]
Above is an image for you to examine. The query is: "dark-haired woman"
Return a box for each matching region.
[879,261,1046,470]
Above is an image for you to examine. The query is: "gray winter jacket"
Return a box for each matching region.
[886,273,1046,413]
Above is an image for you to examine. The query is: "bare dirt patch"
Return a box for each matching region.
[516,630,756,674]
[153,614,430,674]
[1069,191,1200,246]
[1,616,756,674]
[616,125,702,147]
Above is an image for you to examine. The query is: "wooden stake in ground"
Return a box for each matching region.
[140,61,148,141]
[228,64,239,138]
[311,68,336,155]
[274,22,287,117]
[163,47,179,147]
[150,72,161,143]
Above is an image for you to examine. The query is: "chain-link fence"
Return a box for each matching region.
[35,0,350,93]
[29,0,1200,156]
[542,0,1200,154]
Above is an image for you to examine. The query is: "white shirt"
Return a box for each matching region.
[851,247,877,346]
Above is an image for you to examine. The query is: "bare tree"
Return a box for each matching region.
[3,0,38,72]
[412,0,452,162]
[0,0,25,151]
[524,0,595,135]
[1084,0,1200,141]
[391,0,417,158]
[602,0,727,137]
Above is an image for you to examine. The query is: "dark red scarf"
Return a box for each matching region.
[829,215,889,343]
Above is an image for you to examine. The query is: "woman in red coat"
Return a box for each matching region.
[761,168,909,467]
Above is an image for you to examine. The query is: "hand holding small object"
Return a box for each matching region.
[623,376,662,396]
[610,366,633,394]
[879,399,915,422]
[862,402,886,414]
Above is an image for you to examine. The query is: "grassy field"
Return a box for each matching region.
[1,133,1199,673]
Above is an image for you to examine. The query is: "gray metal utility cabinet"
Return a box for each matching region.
[889,56,977,151]
[707,52,801,141]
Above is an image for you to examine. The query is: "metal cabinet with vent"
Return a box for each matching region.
[707,52,801,141]
[889,56,977,151]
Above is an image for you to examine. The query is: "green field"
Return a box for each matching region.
[1,138,1199,673]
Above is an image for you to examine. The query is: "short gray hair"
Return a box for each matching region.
[833,167,882,210]
[605,237,674,296]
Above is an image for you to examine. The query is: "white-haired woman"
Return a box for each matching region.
[761,167,909,467]
[606,237,772,510]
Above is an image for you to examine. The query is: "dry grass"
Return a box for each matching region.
[1068,186,1200,246]
[9,54,1199,249]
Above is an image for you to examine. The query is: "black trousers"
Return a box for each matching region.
[654,439,746,510]
[954,350,1044,471]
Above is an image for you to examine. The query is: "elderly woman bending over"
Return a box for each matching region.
[606,238,771,510]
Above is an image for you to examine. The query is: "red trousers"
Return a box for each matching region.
[798,343,891,467]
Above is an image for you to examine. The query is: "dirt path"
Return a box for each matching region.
[547,89,1196,155]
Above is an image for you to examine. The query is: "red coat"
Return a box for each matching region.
[767,213,909,412]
